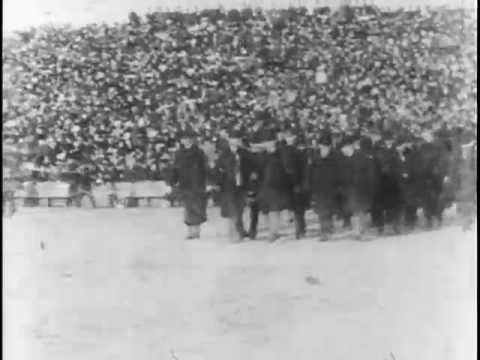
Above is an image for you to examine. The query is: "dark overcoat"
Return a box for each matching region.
[216,147,255,218]
[172,145,208,226]
[257,146,293,213]
[417,141,449,212]
[345,150,379,213]
[280,144,310,210]
[374,145,404,210]
[397,147,424,208]
[308,149,342,216]
[456,145,477,204]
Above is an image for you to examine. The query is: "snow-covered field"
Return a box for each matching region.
[3,207,477,360]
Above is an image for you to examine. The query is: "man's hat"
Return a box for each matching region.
[340,134,359,148]
[318,131,332,146]
[295,134,307,147]
[160,153,171,161]
[228,130,244,146]
[250,140,276,153]
[179,127,197,139]
[383,129,394,141]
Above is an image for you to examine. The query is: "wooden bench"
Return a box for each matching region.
[13,181,175,209]
[112,181,173,207]
[14,181,72,207]
[91,183,117,208]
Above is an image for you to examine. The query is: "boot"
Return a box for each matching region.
[193,225,201,239]
[186,226,196,240]
[343,214,353,230]
[352,215,362,240]
[294,210,307,239]
[248,203,259,240]
[319,214,334,241]
[319,231,330,242]
[235,214,248,240]
[228,219,243,243]
[186,226,200,240]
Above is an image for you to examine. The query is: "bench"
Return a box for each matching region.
[91,183,116,208]
[14,181,72,207]
[110,181,173,207]
[134,181,173,207]
[13,181,175,209]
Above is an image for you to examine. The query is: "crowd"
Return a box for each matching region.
[2,5,477,184]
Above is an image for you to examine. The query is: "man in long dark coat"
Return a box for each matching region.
[417,131,450,228]
[171,130,208,239]
[341,135,379,240]
[216,134,255,242]
[279,130,310,239]
[308,132,342,241]
[456,139,476,231]
[244,149,262,240]
[373,132,404,234]
[397,141,423,230]
[255,138,293,242]
[334,133,354,230]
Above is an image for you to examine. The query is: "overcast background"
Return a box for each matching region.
[3,0,477,33]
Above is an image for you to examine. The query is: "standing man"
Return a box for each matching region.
[171,129,208,239]
[71,163,98,208]
[456,138,476,231]
[216,133,253,242]
[342,135,379,240]
[280,129,310,239]
[255,135,293,242]
[308,131,341,241]
[396,140,422,230]
[417,130,449,228]
[374,131,404,234]
[245,143,263,240]
[334,131,353,230]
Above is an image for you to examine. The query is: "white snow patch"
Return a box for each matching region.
[3,208,477,360]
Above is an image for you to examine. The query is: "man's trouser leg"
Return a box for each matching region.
[268,211,281,242]
[74,193,82,207]
[423,197,435,228]
[353,211,369,240]
[404,204,418,229]
[319,212,333,241]
[458,201,475,231]
[248,201,259,239]
[86,191,97,208]
[228,202,245,243]
[235,205,246,238]
[371,194,384,234]
[186,225,195,239]
[385,206,402,234]
[76,190,97,208]
[294,207,306,239]
[228,216,244,242]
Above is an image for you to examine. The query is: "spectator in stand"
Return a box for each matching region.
[1,5,476,189]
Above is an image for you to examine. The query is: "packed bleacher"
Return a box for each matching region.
[2,5,477,188]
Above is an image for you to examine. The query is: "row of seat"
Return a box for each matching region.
[13,181,173,207]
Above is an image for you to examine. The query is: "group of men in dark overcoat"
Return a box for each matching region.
[169,125,476,241]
